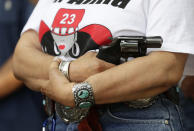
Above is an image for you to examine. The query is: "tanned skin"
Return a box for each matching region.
[13,30,188,107]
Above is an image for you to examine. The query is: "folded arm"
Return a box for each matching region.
[43,51,188,107]
[13,30,113,91]
[0,57,22,98]
[13,30,54,91]
[87,52,187,105]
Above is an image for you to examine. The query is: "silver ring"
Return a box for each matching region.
[59,61,71,80]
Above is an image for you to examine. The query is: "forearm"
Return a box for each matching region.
[13,30,54,83]
[86,51,188,105]
[0,58,23,98]
[41,51,187,107]
[0,71,22,98]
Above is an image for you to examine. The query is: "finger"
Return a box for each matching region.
[41,81,54,97]
[95,56,115,69]
[86,51,97,55]
[51,56,61,69]
[50,58,64,77]
[49,59,70,84]
[50,57,63,76]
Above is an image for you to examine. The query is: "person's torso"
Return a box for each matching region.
[39,0,147,58]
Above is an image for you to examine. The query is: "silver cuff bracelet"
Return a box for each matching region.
[72,82,95,109]
[55,82,95,123]
[58,60,88,123]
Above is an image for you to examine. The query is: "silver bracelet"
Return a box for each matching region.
[55,81,93,123]
[57,60,90,123]
[72,82,95,109]
[58,61,71,80]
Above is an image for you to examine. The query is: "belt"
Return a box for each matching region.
[43,87,179,123]
[55,102,89,123]
[43,96,158,123]
[125,96,158,108]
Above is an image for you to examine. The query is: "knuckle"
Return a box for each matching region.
[95,60,104,72]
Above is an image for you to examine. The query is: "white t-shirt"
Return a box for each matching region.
[22,0,194,75]
[184,55,194,76]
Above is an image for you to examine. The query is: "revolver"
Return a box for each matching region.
[97,36,163,65]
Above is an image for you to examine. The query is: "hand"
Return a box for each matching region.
[69,51,115,82]
[41,58,75,107]
[181,76,194,100]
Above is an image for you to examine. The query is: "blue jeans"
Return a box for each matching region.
[46,95,184,131]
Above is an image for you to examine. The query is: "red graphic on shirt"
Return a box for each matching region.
[39,9,85,56]
[79,24,112,46]
[59,45,65,50]
[52,9,85,36]
[68,24,113,58]
[39,20,50,42]
[39,8,113,58]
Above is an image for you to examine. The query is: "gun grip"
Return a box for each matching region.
[96,43,121,65]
